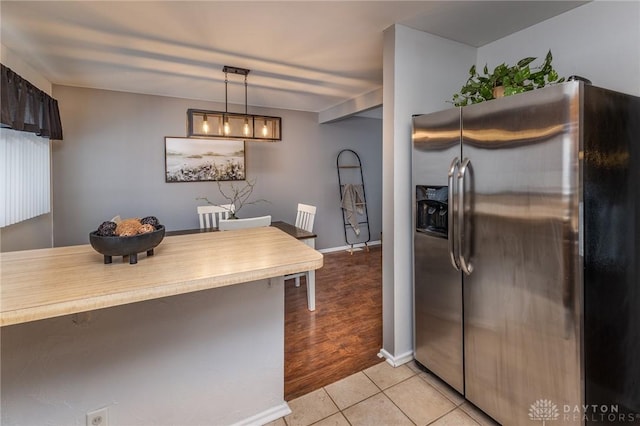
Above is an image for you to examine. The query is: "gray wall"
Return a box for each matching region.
[477,1,640,97]
[52,85,382,250]
[0,215,53,252]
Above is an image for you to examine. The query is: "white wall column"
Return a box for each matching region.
[381,24,475,365]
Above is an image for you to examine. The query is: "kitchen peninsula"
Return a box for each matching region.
[1,227,323,426]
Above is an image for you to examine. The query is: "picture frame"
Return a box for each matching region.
[164,137,246,182]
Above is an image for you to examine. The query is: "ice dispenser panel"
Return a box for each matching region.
[416,185,448,238]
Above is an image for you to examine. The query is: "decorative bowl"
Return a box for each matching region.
[89,225,165,264]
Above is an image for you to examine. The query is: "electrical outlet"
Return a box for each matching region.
[86,407,108,426]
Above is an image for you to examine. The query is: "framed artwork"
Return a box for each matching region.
[165,137,246,182]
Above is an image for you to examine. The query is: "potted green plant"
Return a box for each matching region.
[451,50,565,106]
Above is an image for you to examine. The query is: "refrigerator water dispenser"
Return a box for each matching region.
[416,185,448,238]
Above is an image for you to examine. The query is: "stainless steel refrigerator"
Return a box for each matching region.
[412,81,640,426]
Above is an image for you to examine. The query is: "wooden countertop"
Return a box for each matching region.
[0,226,323,327]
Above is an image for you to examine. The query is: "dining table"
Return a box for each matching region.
[165,220,316,240]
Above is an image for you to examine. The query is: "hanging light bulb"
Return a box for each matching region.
[223,116,230,135]
[262,120,268,137]
[202,114,209,133]
[243,117,250,136]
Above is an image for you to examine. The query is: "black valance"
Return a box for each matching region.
[1,63,63,140]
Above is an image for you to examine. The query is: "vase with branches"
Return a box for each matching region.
[197,178,268,219]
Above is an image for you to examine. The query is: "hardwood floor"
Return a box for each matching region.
[284,246,382,401]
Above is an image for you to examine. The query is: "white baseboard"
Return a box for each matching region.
[319,240,381,254]
[378,348,414,367]
[231,402,291,426]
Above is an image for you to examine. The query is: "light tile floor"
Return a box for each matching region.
[267,361,500,426]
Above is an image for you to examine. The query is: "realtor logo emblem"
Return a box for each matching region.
[529,399,560,425]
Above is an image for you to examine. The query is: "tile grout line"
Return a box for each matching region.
[424,405,473,426]
[314,369,386,425]
[338,391,419,426]
[412,364,467,408]
[318,385,354,426]
[286,362,481,426]
[307,366,421,426]
[369,363,475,426]
[458,401,496,426]
[410,364,486,425]
[364,367,421,426]
[361,365,418,392]
[416,373,464,406]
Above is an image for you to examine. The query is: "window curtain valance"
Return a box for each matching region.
[1,63,63,140]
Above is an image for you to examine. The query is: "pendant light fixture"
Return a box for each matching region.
[187,66,281,141]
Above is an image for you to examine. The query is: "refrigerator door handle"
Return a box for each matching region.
[447,158,461,271]
[458,158,473,275]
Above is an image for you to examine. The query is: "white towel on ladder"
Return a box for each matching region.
[341,184,365,236]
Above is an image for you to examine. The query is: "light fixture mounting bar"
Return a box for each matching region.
[222,66,250,76]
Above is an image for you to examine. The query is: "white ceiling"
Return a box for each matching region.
[0,1,587,113]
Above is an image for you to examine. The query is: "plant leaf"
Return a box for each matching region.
[494,63,507,76]
[514,66,531,83]
[529,70,543,79]
[517,57,536,68]
[505,86,527,96]
[504,86,518,96]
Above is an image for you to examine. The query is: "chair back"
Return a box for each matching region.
[218,215,272,231]
[295,203,316,232]
[197,204,235,229]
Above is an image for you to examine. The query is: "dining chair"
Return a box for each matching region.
[294,203,317,248]
[286,203,317,311]
[218,215,272,231]
[197,204,235,229]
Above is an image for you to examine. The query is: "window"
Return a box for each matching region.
[0,128,50,227]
